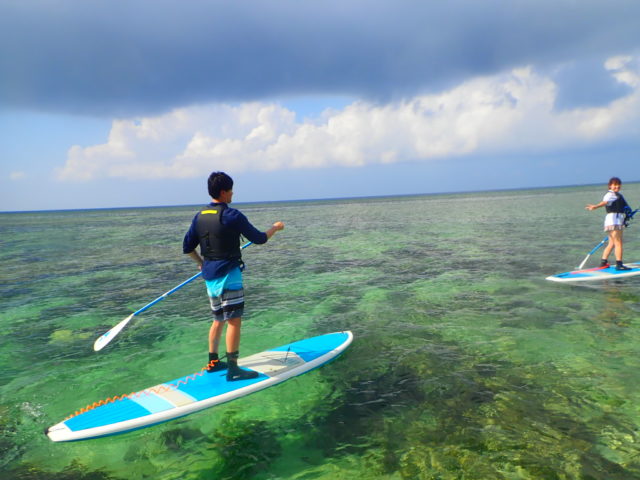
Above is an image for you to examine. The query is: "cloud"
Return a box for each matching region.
[1,0,639,116]
[9,171,26,181]
[56,57,640,182]
[551,58,636,110]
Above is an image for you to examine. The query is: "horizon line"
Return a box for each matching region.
[2,180,638,215]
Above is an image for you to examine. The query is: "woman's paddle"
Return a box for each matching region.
[577,237,608,270]
[577,207,638,269]
[93,242,252,351]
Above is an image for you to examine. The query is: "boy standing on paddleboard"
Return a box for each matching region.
[586,177,632,270]
[183,171,285,381]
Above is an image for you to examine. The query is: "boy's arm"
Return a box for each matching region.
[186,250,203,269]
[226,209,284,244]
[265,221,285,239]
[183,214,202,266]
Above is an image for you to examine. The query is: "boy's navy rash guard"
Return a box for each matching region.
[183,203,268,280]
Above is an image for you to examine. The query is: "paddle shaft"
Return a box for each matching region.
[131,241,253,317]
[94,241,252,351]
[578,236,607,269]
[133,271,202,316]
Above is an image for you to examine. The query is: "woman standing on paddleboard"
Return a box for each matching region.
[586,177,632,271]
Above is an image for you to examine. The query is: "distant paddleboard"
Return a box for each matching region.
[546,263,640,283]
[46,331,353,442]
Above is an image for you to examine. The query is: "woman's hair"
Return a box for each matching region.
[608,177,622,187]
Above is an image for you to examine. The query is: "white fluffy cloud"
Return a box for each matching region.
[57,56,640,182]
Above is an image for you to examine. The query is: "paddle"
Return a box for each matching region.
[93,241,253,351]
[578,237,607,270]
[578,207,639,269]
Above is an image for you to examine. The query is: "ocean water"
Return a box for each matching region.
[2,183,640,480]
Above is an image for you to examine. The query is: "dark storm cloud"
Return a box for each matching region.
[1,0,639,116]
[551,58,636,111]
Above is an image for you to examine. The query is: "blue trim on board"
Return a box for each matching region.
[65,398,150,432]
[172,371,267,401]
[271,332,348,362]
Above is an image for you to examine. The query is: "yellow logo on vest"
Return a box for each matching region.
[201,210,218,214]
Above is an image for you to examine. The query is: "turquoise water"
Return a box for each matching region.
[2,183,640,479]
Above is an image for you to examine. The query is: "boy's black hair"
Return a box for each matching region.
[208,171,233,199]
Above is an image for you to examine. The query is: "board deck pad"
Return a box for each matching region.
[46,331,353,442]
[546,263,640,282]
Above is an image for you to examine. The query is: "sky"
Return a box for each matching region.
[1,0,639,212]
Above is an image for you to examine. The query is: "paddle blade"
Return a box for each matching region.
[93,314,134,351]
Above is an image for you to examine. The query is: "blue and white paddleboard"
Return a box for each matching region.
[546,263,640,282]
[46,331,353,442]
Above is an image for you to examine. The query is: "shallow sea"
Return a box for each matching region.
[2,183,640,479]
